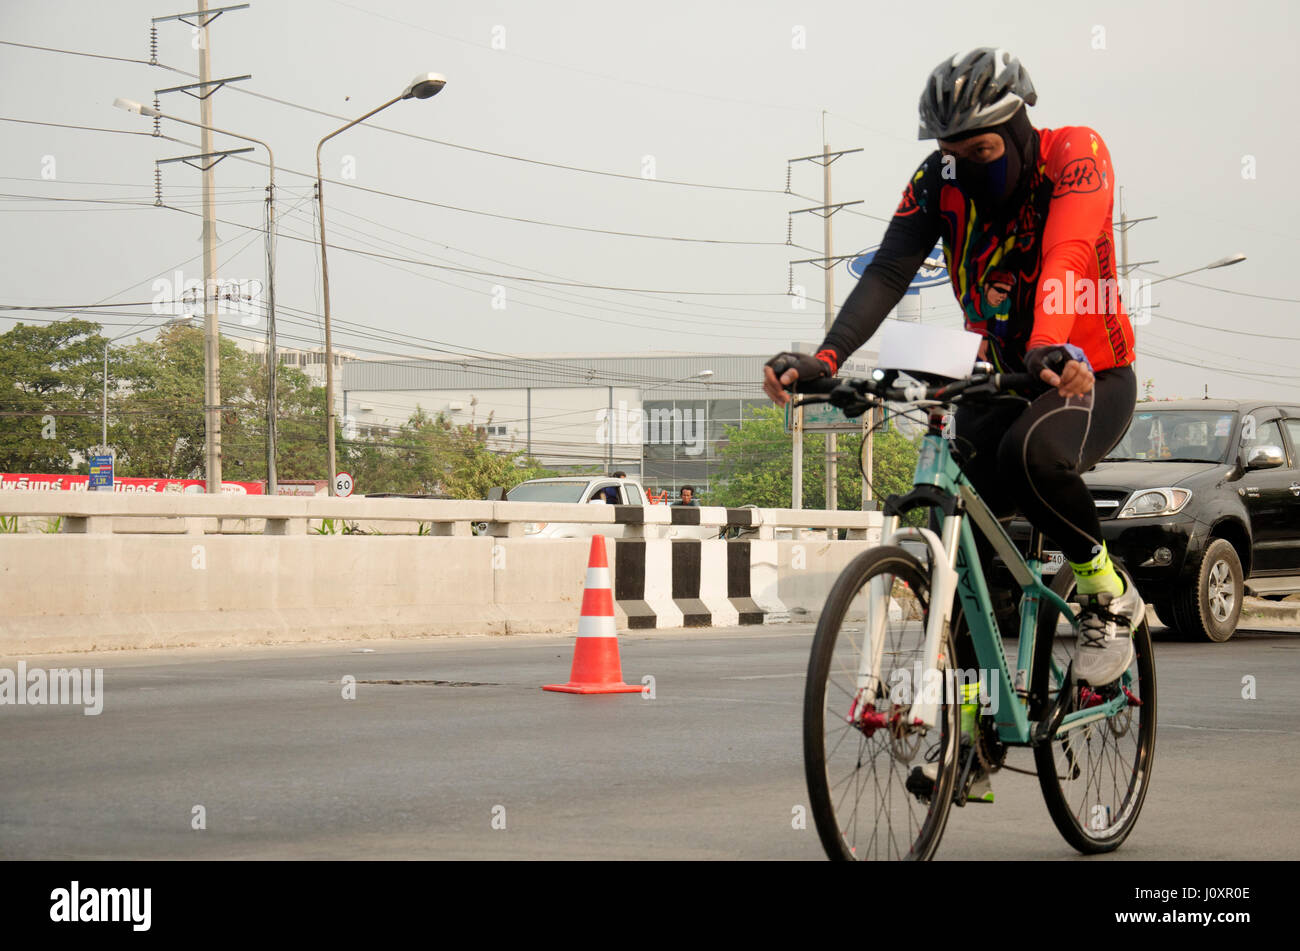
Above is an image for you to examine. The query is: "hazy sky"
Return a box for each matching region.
[1,0,1295,399]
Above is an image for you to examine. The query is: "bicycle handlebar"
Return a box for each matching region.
[791,370,1038,416]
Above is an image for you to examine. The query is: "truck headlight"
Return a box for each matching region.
[1118,488,1191,519]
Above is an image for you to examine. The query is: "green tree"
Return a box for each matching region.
[708,405,920,510]
[0,319,107,473]
[110,325,327,482]
[342,406,555,497]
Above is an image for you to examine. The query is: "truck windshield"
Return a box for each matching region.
[505,481,588,503]
[1108,410,1237,463]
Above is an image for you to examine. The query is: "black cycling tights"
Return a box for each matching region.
[951,364,1137,565]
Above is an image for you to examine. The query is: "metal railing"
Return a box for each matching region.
[0,493,882,540]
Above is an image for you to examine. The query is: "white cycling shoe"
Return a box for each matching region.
[1072,579,1144,687]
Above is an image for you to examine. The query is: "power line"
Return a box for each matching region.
[1140,348,1300,382]
[0,39,151,64]
[274,207,814,330]
[1150,312,1300,341]
[323,0,811,116]
[0,115,160,137]
[161,201,792,296]
[320,204,821,318]
[1138,267,1300,304]
[0,174,257,191]
[0,37,795,194]
[1143,329,1299,374]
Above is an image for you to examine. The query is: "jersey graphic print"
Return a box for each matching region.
[938,163,1052,372]
[921,127,1134,373]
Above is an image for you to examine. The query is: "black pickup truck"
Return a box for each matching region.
[1012,398,1300,642]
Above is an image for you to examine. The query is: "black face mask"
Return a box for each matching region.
[952,107,1035,212]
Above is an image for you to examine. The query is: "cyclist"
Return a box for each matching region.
[763,48,1141,691]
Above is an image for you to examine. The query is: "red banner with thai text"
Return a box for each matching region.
[0,474,265,495]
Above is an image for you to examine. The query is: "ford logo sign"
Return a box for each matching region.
[848,243,949,290]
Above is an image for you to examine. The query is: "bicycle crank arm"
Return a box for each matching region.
[1031,661,1073,747]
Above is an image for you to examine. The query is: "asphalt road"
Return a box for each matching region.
[2,621,1298,860]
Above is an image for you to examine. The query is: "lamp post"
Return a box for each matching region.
[114,97,280,494]
[637,369,714,492]
[98,318,183,469]
[1146,253,1246,286]
[315,73,446,495]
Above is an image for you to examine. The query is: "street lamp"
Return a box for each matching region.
[315,72,446,495]
[1146,253,1247,286]
[114,97,281,494]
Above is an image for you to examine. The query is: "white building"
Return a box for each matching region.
[236,340,356,416]
[340,352,784,496]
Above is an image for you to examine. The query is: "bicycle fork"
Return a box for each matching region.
[851,513,963,733]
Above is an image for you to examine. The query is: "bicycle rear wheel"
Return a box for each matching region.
[1031,567,1157,853]
[803,546,961,861]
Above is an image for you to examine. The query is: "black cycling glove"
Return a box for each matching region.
[764,351,834,388]
[1024,343,1092,381]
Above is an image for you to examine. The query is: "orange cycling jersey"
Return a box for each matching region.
[819,125,1135,376]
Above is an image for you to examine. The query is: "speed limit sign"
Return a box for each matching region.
[334,472,354,498]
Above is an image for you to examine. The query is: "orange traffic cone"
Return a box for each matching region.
[544,535,642,694]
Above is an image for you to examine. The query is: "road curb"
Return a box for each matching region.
[1240,596,1300,625]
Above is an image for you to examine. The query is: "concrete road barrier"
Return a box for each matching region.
[0,495,883,653]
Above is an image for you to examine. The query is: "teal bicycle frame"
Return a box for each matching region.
[873,427,1135,746]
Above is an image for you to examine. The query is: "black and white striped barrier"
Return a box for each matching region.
[610,537,782,629]
[604,504,886,628]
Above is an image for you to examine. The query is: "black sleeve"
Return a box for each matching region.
[819,157,942,369]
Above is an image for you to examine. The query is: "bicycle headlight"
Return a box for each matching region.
[1117,488,1191,519]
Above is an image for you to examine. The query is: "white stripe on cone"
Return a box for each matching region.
[577,613,617,637]
[577,562,616,636]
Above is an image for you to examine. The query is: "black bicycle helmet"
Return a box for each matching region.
[918,48,1037,140]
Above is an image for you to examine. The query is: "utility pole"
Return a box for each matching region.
[102,344,109,448]
[792,397,803,510]
[862,405,875,508]
[197,0,219,493]
[788,130,861,512]
[153,2,249,492]
[1113,186,1157,330]
[1115,186,1157,278]
[263,164,278,494]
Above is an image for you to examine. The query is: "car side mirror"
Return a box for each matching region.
[486,486,506,501]
[1245,445,1286,470]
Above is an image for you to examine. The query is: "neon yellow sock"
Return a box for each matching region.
[1070,544,1124,597]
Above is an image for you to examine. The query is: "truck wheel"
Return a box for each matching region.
[1168,538,1242,643]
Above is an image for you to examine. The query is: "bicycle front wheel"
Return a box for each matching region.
[1031,567,1157,853]
[803,546,961,861]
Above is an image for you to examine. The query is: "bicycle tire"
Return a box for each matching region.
[1030,567,1157,854]
[803,545,961,861]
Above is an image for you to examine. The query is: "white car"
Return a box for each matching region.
[501,477,719,539]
